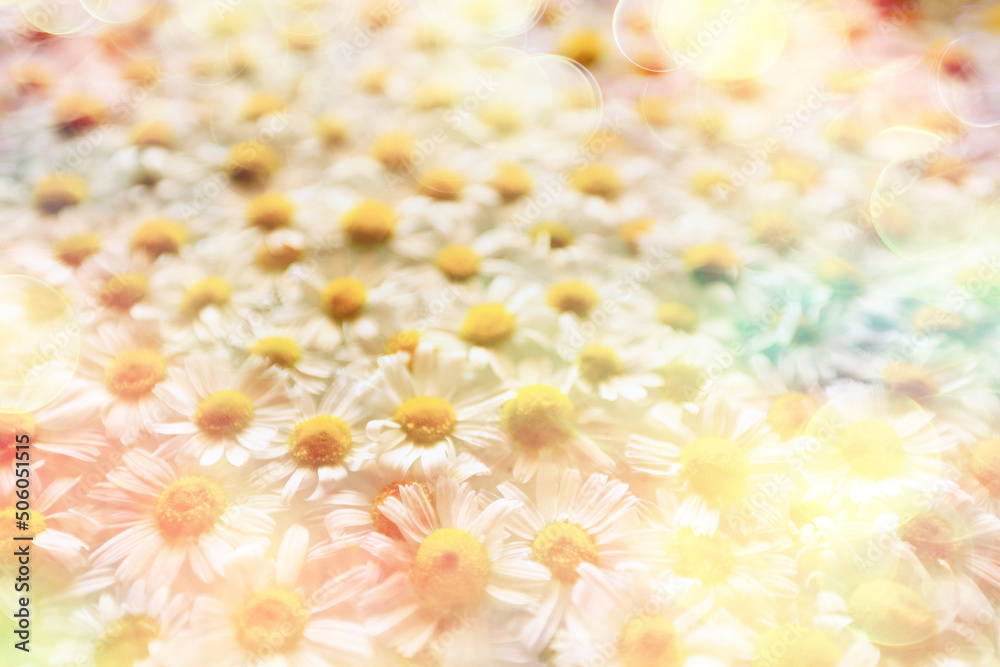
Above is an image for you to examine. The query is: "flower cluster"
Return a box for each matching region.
[3,1,1000,666]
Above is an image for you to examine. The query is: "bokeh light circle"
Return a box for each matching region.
[0,276,80,413]
[79,0,152,24]
[870,132,984,262]
[655,0,788,81]
[19,0,96,35]
[937,32,1000,129]
[418,0,543,41]
[612,0,678,74]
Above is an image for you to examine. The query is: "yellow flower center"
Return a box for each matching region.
[556,27,604,67]
[33,173,87,213]
[530,222,574,249]
[314,114,348,147]
[411,528,491,612]
[617,615,685,667]
[753,626,842,667]
[194,390,255,437]
[883,362,937,403]
[847,580,937,648]
[320,277,367,322]
[288,415,352,467]
[250,336,302,369]
[372,480,433,540]
[577,344,623,384]
[254,239,303,272]
[682,243,741,283]
[502,385,576,450]
[418,168,465,201]
[411,81,455,111]
[94,615,159,667]
[395,396,456,445]
[54,92,106,134]
[435,245,481,281]
[129,119,174,148]
[657,302,698,332]
[225,141,281,187]
[620,218,653,253]
[100,273,148,310]
[232,589,309,656]
[477,103,523,136]
[838,420,905,480]
[105,348,167,399]
[899,511,960,566]
[53,232,102,267]
[972,438,1000,496]
[490,162,532,202]
[571,163,623,199]
[180,276,231,316]
[750,210,798,251]
[246,192,295,230]
[547,280,599,317]
[460,302,516,347]
[531,521,598,583]
[385,330,421,357]
[680,437,750,505]
[766,393,817,440]
[154,476,227,539]
[0,413,36,463]
[371,130,416,172]
[660,362,706,404]
[341,199,397,246]
[131,218,189,258]
[240,92,286,122]
[689,169,731,198]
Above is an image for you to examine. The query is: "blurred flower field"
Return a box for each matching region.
[3,0,1000,665]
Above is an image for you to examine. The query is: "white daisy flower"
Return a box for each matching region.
[50,581,189,667]
[424,274,552,376]
[496,469,643,654]
[627,395,792,536]
[152,354,296,467]
[228,319,337,396]
[89,449,278,585]
[177,525,374,666]
[365,343,513,477]
[635,488,799,628]
[549,582,755,667]
[77,321,177,445]
[357,477,541,658]
[248,374,374,504]
[801,382,958,508]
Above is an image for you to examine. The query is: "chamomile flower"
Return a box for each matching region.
[88,449,278,585]
[229,320,337,395]
[357,478,539,658]
[50,582,189,667]
[425,274,551,375]
[365,343,513,477]
[638,487,799,628]
[179,526,374,666]
[248,374,373,503]
[626,396,791,536]
[556,319,664,402]
[77,321,176,445]
[152,354,296,466]
[550,583,755,667]
[496,469,643,653]
[802,383,958,508]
